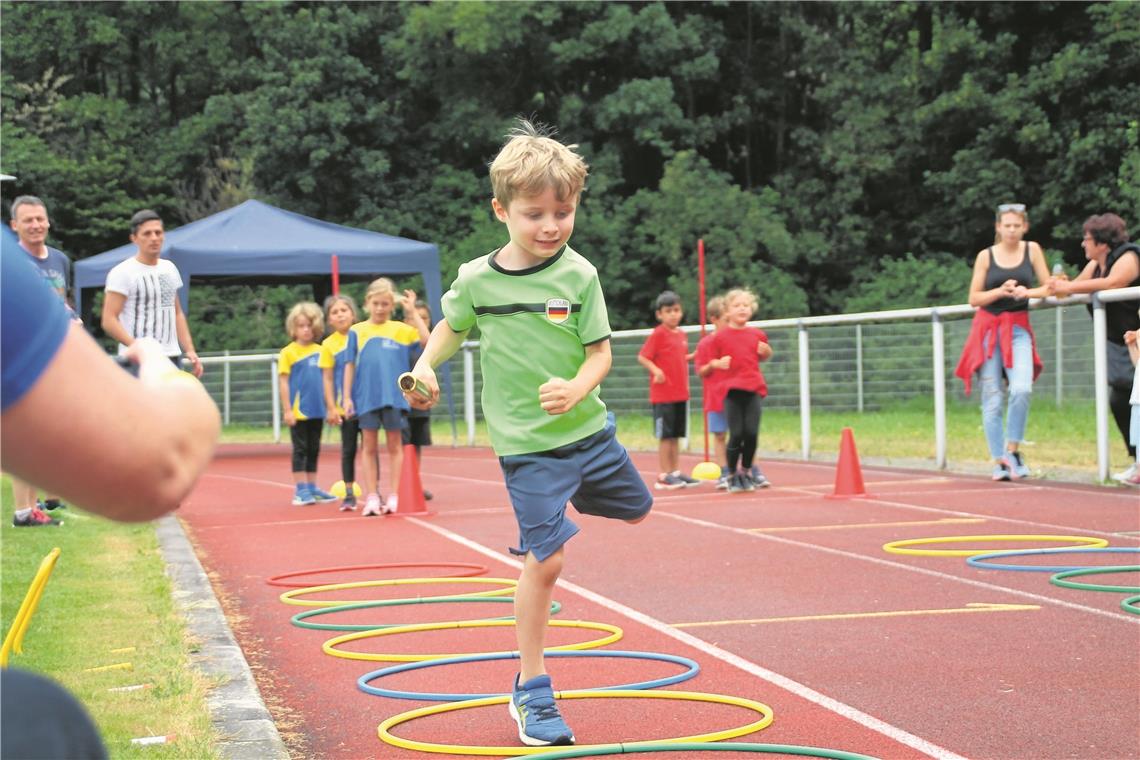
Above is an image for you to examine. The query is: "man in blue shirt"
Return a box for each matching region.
[8,195,75,522]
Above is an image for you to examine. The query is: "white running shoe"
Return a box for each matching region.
[362,494,382,516]
[1111,462,1138,483]
[383,495,398,515]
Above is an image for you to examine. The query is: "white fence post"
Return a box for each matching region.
[271,360,281,444]
[463,345,476,446]
[222,349,231,425]
[1055,306,1063,406]
[855,324,864,413]
[1092,297,1110,481]
[798,323,811,460]
[932,312,947,470]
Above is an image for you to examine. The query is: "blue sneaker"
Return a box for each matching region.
[310,485,338,503]
[292,484,315,506]
[509,674,574,747]
[1004,451,1030,480]
[991,462,1011,482]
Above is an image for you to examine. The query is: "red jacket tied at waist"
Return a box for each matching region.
[954,310,1043,395]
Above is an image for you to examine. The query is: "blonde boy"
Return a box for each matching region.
[402,120,652,746]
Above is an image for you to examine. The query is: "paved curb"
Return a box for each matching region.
[155,515,289,760]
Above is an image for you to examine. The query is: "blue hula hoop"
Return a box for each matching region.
[357,649,700,701]
[966,546,1140,572]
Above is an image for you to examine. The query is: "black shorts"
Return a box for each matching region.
[652,401,688,440]
[402,415,432,446]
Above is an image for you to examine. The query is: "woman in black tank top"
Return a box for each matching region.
[958,204,1052,481]
[1049,212,1140,475]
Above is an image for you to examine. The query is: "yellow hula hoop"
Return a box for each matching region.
[278,577,518,607]
[378,689,774,756]
[323,618,623,662]
[882,534,1109,557]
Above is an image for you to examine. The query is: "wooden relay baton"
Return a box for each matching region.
[398,372,432,404]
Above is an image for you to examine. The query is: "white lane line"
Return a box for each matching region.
[408,517,969,760]
[660,511,1139,624]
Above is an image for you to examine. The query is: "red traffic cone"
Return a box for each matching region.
[392,444,431,516]
[826,427,873,499]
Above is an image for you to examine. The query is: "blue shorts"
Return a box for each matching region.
[707,410,727,435]
[357,406,406,432]
[499,415,653,562]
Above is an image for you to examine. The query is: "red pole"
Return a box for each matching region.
[697,238,709,462]
[331,254,340,295]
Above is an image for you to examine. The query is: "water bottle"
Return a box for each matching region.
[1052,263,1063,276]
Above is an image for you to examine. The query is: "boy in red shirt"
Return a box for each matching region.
[638,291,699,489]
[695,295,730,489]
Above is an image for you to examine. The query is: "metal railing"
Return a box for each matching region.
[189,287,1139,480]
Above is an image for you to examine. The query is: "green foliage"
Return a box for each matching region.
[2,0,1136,342]
[843,252,973,313]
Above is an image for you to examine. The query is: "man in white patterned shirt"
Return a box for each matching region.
[101,209,203,377]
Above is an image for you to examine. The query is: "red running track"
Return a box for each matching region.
[179,444,1140,759]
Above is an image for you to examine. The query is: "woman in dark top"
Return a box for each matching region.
[955,203,1051,481]
[1050,213,1140,480]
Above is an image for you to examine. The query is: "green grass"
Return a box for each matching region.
[1,480,219,759]
[224,398,1131,481]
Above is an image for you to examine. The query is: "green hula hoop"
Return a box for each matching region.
[532,741,878,760]
[1050,566,1140,594]
[290,595,560,631]
[1122,595,1140,615]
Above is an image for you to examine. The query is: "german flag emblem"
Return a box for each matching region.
[545,298,571,324]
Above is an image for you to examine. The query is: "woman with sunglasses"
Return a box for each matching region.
[1049,213,1140,481]
[955,203,1052,480]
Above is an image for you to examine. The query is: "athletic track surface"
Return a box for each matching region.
[179,444,1140,760]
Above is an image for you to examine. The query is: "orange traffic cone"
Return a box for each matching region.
[826,427,873,499]
[392,444,431,516]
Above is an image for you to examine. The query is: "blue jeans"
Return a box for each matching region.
[979,325,1033,460]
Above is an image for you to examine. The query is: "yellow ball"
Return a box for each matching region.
[329,481,362,498]
[691,461,721,480]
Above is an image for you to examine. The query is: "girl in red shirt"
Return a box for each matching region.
[711,288,773,491]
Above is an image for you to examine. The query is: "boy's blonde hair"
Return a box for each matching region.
[365,277,397,303]
[489,119,588,208]
[706,295,726,320]
[323,293,358,320]
[723,288,758,315]
[285,301,324,339]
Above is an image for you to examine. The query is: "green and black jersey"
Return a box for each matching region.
[441,245,611,456]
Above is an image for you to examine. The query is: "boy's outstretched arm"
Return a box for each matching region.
[406,319,469,409]
[540,339,612,415]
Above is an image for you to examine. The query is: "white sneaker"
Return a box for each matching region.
[1111,462,1138,482]
[383,495,398,515]
[362,494,382,516]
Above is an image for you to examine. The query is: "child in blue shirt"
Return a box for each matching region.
[343,279,429,516]
[278,302,337,506]
[320,294,362,510]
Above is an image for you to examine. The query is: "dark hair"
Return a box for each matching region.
[130,209,163,235]
[1082,213,1129,247]
[655,290,681,310]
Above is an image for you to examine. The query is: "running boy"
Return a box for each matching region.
[694,295,730,489]
[638,290,698,489]
[402,120,653,747]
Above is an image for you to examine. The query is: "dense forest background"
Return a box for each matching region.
[2,1,1138,350]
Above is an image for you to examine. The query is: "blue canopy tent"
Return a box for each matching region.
[73,199,456,435]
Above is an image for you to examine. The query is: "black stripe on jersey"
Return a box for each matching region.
[473,303,582,316]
